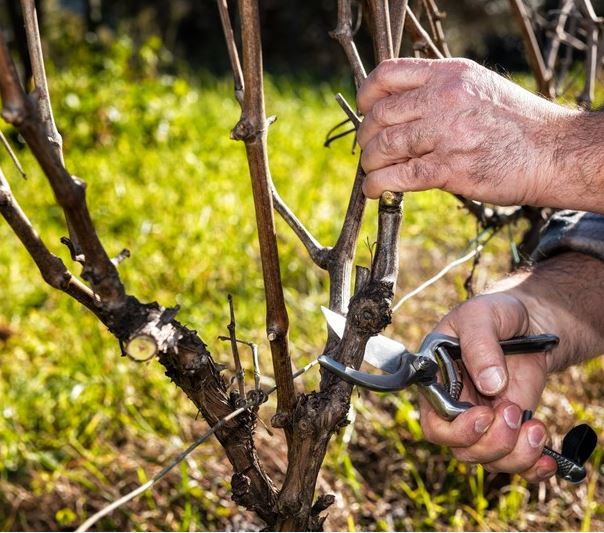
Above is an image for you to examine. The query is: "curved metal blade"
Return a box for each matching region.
[318,355,410,392]
[321,306,410,373]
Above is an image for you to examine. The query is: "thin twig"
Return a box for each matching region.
[218,336,262,390]
[0,130,26,177]
[422,0,451,57]
[324,125,357,147]
[330,0,367,88]
[392,244,484,312]
[270,181,330,269]
[335,93,361,128]
[217,0,244,106]
[227,294,246,399]
[544,0,574,75]
[0,167,99,312]
[405,6,445,59]
[76,403,254,533]
[19,0,63,162]
[577,17,599,108]
[393,226,501,309]
[0,33,126,308]
[508,0,554,97]
[250,340,261,390]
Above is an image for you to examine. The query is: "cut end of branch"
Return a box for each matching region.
[380,190,403,207]
[125,334,158,362]
[311,493,336,515]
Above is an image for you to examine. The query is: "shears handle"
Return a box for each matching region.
[443,333,560,359]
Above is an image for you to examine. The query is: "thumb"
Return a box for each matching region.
[435,293,531,396]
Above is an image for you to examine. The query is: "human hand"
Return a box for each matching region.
[418,252,604,481]
[356,58,586,209]
[419,292,557,482]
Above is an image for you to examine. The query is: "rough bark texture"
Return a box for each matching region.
[3,1,598,530]
[0,26,278,526]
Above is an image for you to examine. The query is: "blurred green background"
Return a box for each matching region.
[0,1,603,531]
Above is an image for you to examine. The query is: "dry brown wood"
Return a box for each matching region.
[232,0,297,435]
[1,0,582,530]
[0,167,98,311]
[217,0,244,105]
[405,5,444,58]
[0,34,126,308]
[390,0,409,56]
[508,0,554,98]
[422,0,450,57]
[0,13,278,524]
[330,0,367,88]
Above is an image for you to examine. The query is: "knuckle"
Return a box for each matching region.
[402,158,435,189]
[379,126,403,155]
[373,59,398,86]
[371,96,397,125]
[436,81,460,102]
[408,158,428,181]
[437,80,471,106]
[392,160,413,186]
[407,127,427,158]
[451,448,479,464]
[449,57,475,74]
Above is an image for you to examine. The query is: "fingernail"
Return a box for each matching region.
[477,366,505,394]
[527,425,546,448]
[474,413,493,434]
[503,405,522,429]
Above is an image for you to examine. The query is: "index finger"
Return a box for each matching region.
[357,58,433,115]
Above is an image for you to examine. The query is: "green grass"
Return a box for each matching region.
[0,36,603,531]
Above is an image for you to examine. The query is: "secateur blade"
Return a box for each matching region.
[321,306,409,373]
[319,307,438,392]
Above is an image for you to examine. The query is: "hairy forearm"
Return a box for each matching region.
[487,252,604,372]
[547,112,604,214]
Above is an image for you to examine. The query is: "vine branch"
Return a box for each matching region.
[232,0,297,429]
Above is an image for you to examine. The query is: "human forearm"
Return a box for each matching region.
[487,252,604,372]
[544,112,604,214]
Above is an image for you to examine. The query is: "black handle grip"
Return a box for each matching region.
[522,411,596,483]
[542,446,587,483]
[498,334,560,354]
[446,334,559,359]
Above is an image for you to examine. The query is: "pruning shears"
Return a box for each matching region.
[318,307,598,484]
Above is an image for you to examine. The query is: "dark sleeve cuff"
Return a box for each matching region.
[532,210,604,263]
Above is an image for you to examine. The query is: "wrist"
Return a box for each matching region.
[485,253,604,373]
[539,111,604,213]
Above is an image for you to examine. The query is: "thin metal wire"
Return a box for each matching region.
[75,359,319,532]
[392,229,494,313]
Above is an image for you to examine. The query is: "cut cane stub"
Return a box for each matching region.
[125,334,158,362]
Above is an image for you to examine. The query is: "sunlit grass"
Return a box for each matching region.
[0,38,602,531]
